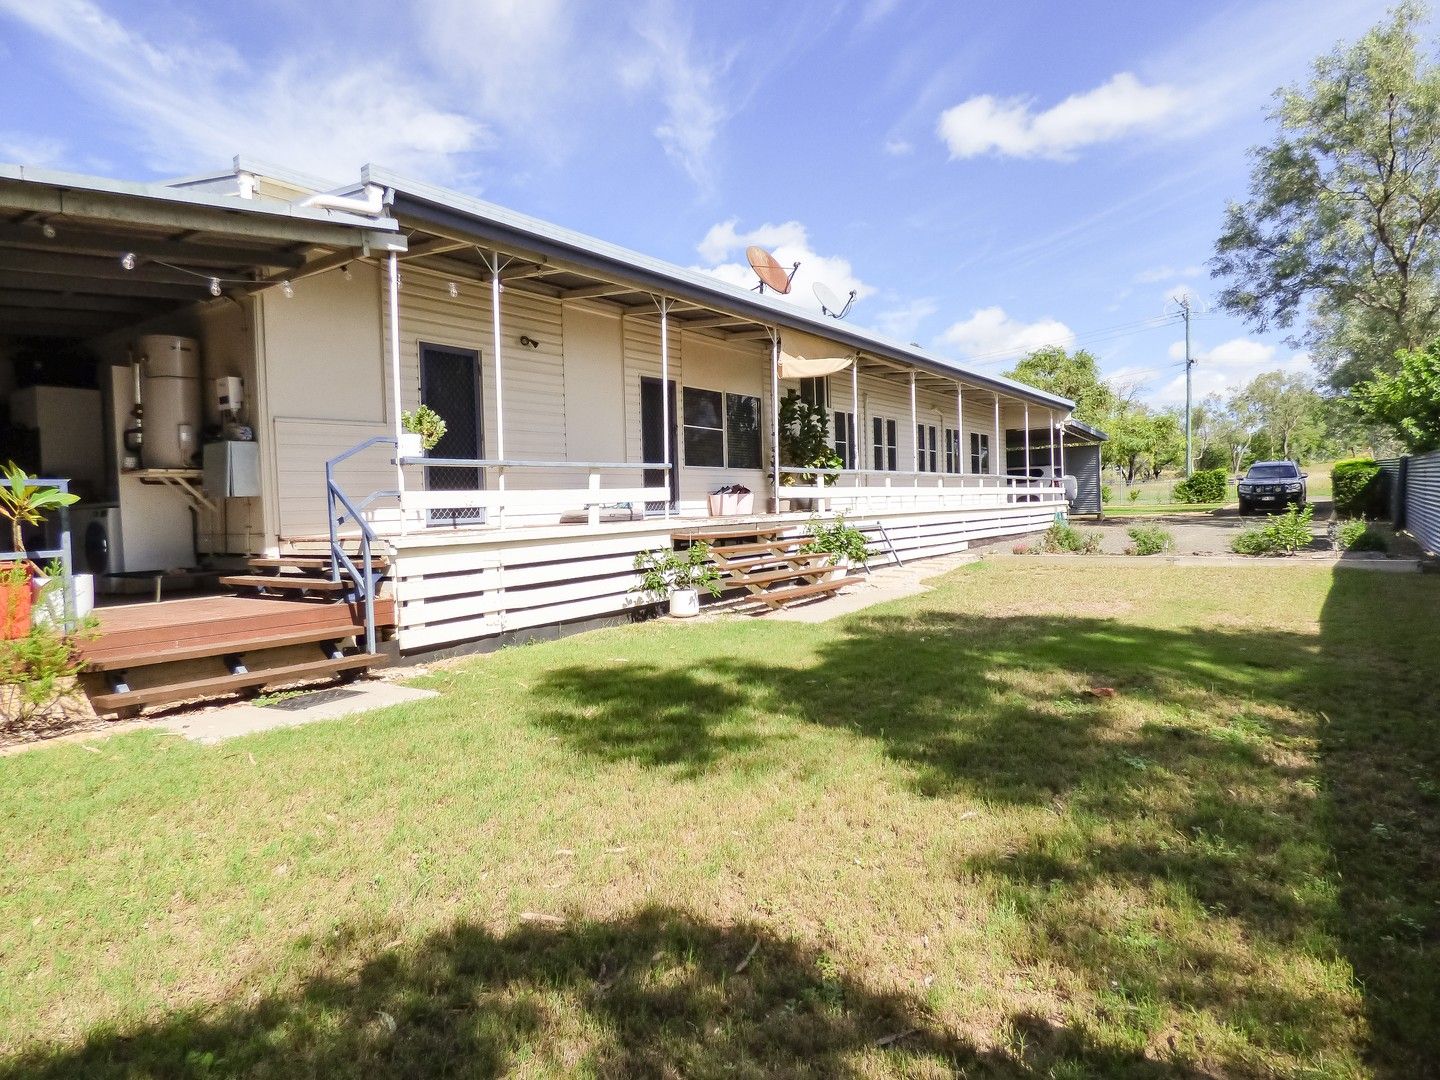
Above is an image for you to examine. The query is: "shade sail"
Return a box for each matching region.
[778,330,854,379]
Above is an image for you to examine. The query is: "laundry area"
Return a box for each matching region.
[0,163,397,614]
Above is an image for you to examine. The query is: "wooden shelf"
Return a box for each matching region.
[123,468,216,513]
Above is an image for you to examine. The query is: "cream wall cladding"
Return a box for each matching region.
[678,331,770,506]
[561,303,625,464]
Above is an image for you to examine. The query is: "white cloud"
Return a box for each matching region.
[1135,263,1204,284]
[938,306,1075,361]
[1144,336,1316,405]
[937,73,1182,161]
[0,131,66,166]
[872,297,938,342]
[0,0,483,181]
[619,3,729,193]
[694,219,874,315]
[883,137,914,156]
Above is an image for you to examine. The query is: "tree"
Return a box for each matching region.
[1355,338,1440,450]
[1238,371,1324,458]
[1004,347,1116,426]
[1211,3,1440,389]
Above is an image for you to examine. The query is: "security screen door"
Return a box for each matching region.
[419,342,484,525]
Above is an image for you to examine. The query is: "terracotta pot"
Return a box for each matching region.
[1,565,33,640]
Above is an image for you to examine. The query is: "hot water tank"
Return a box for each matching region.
[136,335,201,469]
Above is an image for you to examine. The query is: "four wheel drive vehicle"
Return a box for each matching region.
[1237,461,1307,514]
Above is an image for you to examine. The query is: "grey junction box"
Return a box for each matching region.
[203,440,261,499]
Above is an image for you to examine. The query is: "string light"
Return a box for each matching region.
[448,281,459,298]
[209,277,222,297]
[342,264,352,282]
[281,280,294,299]
[41,222,55,239]
[120,252,136,270]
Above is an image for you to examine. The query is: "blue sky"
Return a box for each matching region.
[0,0,1399,405]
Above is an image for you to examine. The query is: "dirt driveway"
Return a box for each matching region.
[1091,506,1293,555]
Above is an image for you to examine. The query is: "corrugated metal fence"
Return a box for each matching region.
[1403,449,1440,556]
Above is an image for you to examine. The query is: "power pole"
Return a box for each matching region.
[1176,295,1195,477]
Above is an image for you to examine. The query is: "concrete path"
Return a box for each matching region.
[155,680,438,745]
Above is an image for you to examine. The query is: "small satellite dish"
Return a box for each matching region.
[747,245,798,295]
[813,281,856,319]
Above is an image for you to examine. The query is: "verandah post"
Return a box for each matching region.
[488,250,508,528]
[658,297,671,518]
[770,330,781,512]
[387,251,406,535]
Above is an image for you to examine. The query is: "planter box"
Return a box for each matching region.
[707,491,754,516]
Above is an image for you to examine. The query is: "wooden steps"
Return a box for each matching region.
[722,562,838,589]
[88,652,379,713]
[81,594,396,718]
[219,574,347,594]
[750,575,865,608]
[247,555,389,572]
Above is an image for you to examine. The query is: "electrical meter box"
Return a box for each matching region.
[203,440,261,498]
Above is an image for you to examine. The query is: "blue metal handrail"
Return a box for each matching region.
[0,476,75,633]
[324,438,398,654]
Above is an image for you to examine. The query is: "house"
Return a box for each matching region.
[0,158,1104,712]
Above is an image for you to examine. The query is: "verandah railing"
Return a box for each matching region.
[776,467,1066,514]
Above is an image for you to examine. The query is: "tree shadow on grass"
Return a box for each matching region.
[529,585,1431,1072]
[0,906,1186,1079]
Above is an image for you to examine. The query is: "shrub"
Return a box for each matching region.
[1128,488,1142,502]
[1339,518,1389,553]
[803,515,870,566]
[1038,521,1102,554]
[1231,505,1315,555]
[0,564,94,730]
[1173,467,1227,504]
[1126,524,1174,555]
[1332,457,1383,518]
[633,542,722,601]
[1101,484,1113,504]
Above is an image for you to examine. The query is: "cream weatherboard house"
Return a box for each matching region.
[0,160,1102,711]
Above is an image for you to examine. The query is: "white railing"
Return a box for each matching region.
[777,466,1065,514]
[391,458,672,530]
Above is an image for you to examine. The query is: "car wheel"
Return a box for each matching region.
[1238,499,1250,516]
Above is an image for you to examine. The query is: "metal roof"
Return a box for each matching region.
[1063,417,1109,443]
[362,164,1076,413]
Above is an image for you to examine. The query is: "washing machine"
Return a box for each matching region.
[68,506,125,577]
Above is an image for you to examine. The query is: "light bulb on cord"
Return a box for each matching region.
[448,281,459,298]
[209,278,222,297]
[41,222,55,239]
[120,252,136,270]
[281,280,294,299]
[342,264,352,282]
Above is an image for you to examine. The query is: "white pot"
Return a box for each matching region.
[398,432,424,459]
[669,588,700,617]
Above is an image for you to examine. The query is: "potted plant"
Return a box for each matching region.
[0,463,79,640]
[802,514,870,578]
[633,541,722,617]
[776,390,843,510]
[400,404,448,458]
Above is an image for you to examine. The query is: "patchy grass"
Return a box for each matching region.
[1,563,1436,1077]
[1104,501,1226,517]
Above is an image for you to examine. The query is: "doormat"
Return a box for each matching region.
[260,687,365,711]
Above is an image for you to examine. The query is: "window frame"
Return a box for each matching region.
[833,410,857,469]
[916,423,939,473]
[872,416,898,472]
[682,384,763,470]
[969,431,991,475]
[944,428,962,474]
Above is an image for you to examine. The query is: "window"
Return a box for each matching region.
[799,377,828,411]
[945,429,962,474]
[726,393,762,469]
[833,410,857,469]
[684,386,762,469]
[970,432,990,474]
[872,416,898,471]
[916,424,938,472]
[683,387,725,467]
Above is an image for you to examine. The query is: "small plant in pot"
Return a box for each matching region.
[802,514,870,576]
[0,463,78,640]
[399,405,447,458]
[633,541,722,617]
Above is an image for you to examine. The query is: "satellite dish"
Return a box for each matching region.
[747,245,798,294]
[813,281,856,319]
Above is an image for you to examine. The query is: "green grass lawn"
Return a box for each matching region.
[2,563,1437,1077]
